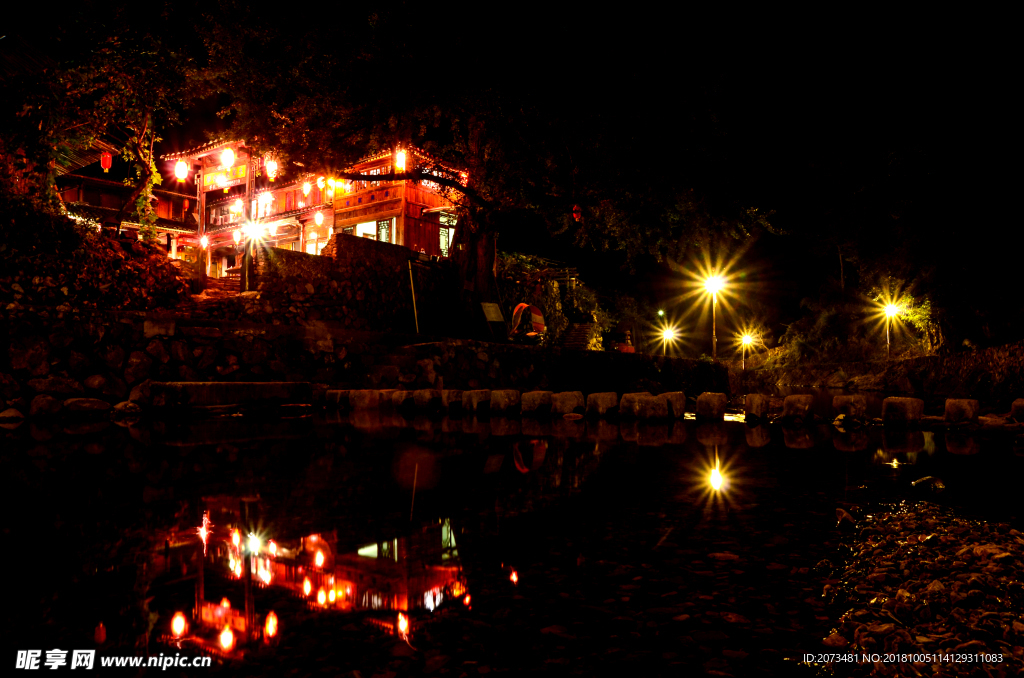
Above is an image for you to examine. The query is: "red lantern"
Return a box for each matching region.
[100,152,112,173]
[572,205,582,222]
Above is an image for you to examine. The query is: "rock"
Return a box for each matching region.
[27,376,83,396]
[551,391,584,415]
[30,394,62,416]
[783,426,815,449]
[63,397,111,413]
[634,394,670,419]
[1012,398,1024,422]
[832,394,867,418]
[945,431,979,455]
[745,424,770,448]
[349,390,380,410]
[586,392,619,417]
[745,394,770,419]
[882,397,924,425]
[696,392,727,419]
[143,319,175,338]
[618,392,652,418]
[662,391,686,418]
[129,379,152,404]
[490,390,521,414]
[943,398,979,423]
[101,344,125,370]
[0,408,26,429]
[112,401,142,419]
[145,339,169,363]
[782,394,814,419]
[124,351,153,383]
[521,391,553,416]
[462,390,491,415]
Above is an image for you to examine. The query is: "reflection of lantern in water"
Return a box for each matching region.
[219,626,235,651]
[231,529,241,548]
[221,598,231,609]
[397,612,409,637]
[171,612,187,637]
[233,562,242,578]
[268,540,277,557]
[303,577,312,597]
[197,512,212,555]
[510,570,519,585]
[710,467,723,491]
[317,588,326,606]
[315,550,324,568]
[328,589,336,603]
[265,611,278,640]
[463,595,471,606]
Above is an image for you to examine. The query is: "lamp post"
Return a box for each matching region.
[704,276,723,359]
[741,334,753,370]
[885,304,899,360]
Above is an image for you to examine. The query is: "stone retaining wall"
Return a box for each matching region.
[2,311,728,416]
[732,341,1024,407]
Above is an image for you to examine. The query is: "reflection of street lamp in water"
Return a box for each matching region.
[704,276,724,359]
[710,446,723,491]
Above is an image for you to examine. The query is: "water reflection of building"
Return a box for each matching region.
[218,518,466,614]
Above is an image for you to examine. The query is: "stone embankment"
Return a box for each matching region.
[1,310,728,426]
[731,341,1024,406]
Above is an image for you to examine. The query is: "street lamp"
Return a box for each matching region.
[661,327,676,356]
[885,304,900,359]
[704,276,724,359]
[741,334,753,370]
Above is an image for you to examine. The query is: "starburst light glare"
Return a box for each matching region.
[710,466,723,491]
[704,276,723,295]
[200,235,209,249]
[174,160,188,181]
[396,150,406,171]
[316,176,325,190]
[248,532,260,554]
[221,148,235,169]
[232,230,241,244]
[885,304,900,318]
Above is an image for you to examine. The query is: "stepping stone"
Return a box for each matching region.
[462,390,491,415]
[551,391,584,415]
[619,392,652,418]
[490,390,521,414]
[943,398,979,423]
[745,394,770,419]
[662,391,686,418]
[586,392,620,417]
[832,395,866,418]
[882,397,924,425]
[696,392,727,419]
[782,394,814,419]
[521,391,553,416]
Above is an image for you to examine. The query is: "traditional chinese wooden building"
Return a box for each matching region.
[57,173,200,261]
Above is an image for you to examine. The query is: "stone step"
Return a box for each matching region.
[149,381,313,407]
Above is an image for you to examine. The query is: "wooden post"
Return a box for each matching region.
[408,260,420,333]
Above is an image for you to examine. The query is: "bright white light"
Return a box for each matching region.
[704,276,723,295]
[248,532,260,554]
[710,467,723,491]
[742,334,754,345]
[662,328,676,341]
[221,148,235,169]
[885,304,900,318]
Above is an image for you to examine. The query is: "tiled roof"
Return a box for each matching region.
[160,139,243,162]
[64,203,197,235]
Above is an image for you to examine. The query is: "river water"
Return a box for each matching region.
[3,399,1021,675]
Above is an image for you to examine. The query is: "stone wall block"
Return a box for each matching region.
[551,391,585,415]
[881,397,924,425]
[662,391,686,418]
[30,394,62,417]
[490,390,521,414]
[1012,398,1024,422]
[521,391,553,416]
[782,394,815,419]
[635,394,670,420]
[586,392,620,417]
[63,397,111,414]
[832,395,867,418]
[414,389,442,412]
[696,392,727,419]
[619,392,652,418]
[462,390,492,415]
[391,390,415,412]
[745,394,770,419]
[442,390,464,412]
[349,390,380,410]
[943,398,979,423]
